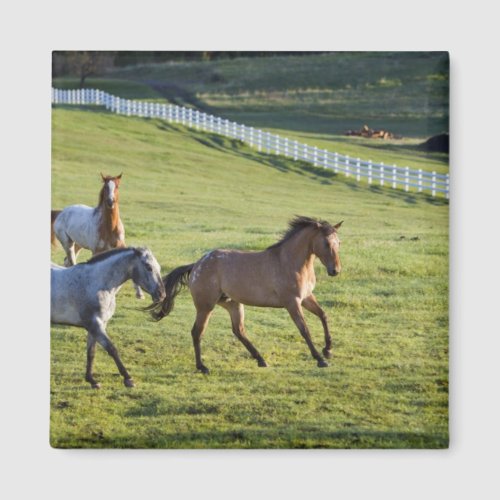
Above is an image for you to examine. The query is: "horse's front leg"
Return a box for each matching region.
[302,294,332,359]
[133,283,145,300]
[88,319,134,387]
[286,298,328,367]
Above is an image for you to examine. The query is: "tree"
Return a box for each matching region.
[53,51,116,86]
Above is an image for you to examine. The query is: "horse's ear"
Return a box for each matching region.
[100,172,105,181]
[117,172,122,180]
[334,221,344,230]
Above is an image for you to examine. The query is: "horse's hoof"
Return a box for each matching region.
[124,378,135,388]
[323,348,333,359]
[317,359,329,368]
[136,293,145,300]
[257,359,268,367]
[91,382,101,389]
[198,366,210,375]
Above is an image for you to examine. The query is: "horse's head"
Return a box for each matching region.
[131,247,166,303]
[312,221,343,277]
[100,173,122,209]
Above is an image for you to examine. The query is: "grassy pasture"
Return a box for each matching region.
[50,106,448,448]
[53,52,449,174]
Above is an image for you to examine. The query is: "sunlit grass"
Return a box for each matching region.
[50,107,448,448]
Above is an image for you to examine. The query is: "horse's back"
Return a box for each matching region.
[191,249,283,307]
[53,204,99,251]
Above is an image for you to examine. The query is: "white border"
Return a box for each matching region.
[2,1,499,499]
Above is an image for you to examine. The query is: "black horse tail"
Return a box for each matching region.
[148,264,194,321]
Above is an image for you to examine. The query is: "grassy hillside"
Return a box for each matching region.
[53,52,449,174]
[107,52,449,136]
[50,107,448,448]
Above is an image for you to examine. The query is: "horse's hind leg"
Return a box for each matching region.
[64,243,82,266]
[89,321,134,387]
[218,300,267,367]
[191,308,213,374]
[302,294,332,358]
[286,298,328,368]
[85,333,100,389]
[56,231,77,267]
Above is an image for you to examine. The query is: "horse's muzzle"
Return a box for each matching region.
[328,269,339,277]
[154,288,166,302]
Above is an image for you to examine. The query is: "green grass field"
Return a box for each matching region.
[51,52,448,448]
[50,104,448,448]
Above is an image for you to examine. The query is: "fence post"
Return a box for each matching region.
[368,160,372,184]
[432,171,436,197]
[313,146,318,166]
[284,137,289,157]
[445,174,449,199]
[303,144,308,162]
[250,127,254,147]
[334,152,339,173]
[324,150,329,170]
[116,96,121,114]
[293,140,298,161]
[405,166,410,192]
[392,165,397,189]
[356,158,361,180]
[345,155,350,177]
[257,130,262,152]
[380,162,384,186]
[276,135,280,156]
[418,169,423,192]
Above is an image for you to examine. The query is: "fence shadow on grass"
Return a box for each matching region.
[156,122,448,207]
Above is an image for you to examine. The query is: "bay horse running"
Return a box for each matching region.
[51,173,144,299]
[149,216,343,373]
[51,247,165,388]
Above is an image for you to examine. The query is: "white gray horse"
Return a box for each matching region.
[51,247,165,388]
[51,173,145,299]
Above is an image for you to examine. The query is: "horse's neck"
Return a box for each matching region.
[99,203,121,230]
[91,253,133,292]
[277,228,316,273]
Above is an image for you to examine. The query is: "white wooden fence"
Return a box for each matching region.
[52,88,450,198]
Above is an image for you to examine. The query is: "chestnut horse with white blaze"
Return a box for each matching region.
[51,173,144,299]
[148,216,343,373]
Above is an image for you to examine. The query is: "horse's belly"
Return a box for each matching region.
[51,305,82,326]
[223,282,284,308]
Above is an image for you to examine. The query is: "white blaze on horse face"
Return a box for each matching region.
[106,180,116,207]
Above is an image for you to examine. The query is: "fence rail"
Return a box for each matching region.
[52,88,449,198]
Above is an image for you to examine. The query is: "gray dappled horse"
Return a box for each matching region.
[51,247,165,388]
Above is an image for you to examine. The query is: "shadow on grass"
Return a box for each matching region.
[156,122,449,207]
[53,426,449,449]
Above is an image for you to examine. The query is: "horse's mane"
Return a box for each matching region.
[83,247,137,265]
[267,216,336,250]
